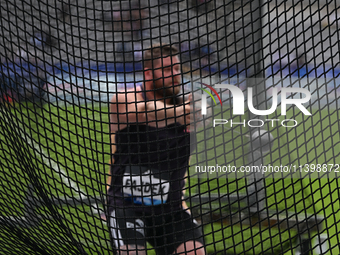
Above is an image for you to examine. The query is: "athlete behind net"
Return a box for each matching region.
[107,43,205,255]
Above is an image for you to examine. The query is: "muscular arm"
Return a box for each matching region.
[110,91,190,133]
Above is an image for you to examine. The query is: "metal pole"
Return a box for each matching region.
[245,0,268,215]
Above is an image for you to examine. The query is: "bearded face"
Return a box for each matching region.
[152,56,181,98]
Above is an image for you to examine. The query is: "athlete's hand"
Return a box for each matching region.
[175,94,191,126]
[144,94,192,127]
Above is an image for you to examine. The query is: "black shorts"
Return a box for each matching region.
[108,207,204,254]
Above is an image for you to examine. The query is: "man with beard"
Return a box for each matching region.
[107,43,205,255]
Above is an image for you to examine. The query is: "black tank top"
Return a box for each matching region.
[107,85,193,213]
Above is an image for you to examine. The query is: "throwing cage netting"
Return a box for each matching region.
[1,0,339,254]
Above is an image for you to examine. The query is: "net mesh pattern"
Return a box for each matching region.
[1,0,339,254]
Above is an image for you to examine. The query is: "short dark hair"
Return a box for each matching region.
[143,43,179,70]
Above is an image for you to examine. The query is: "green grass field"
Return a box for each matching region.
[189,105,340,254]
[0,102,112,254]
[0,102,339,254]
